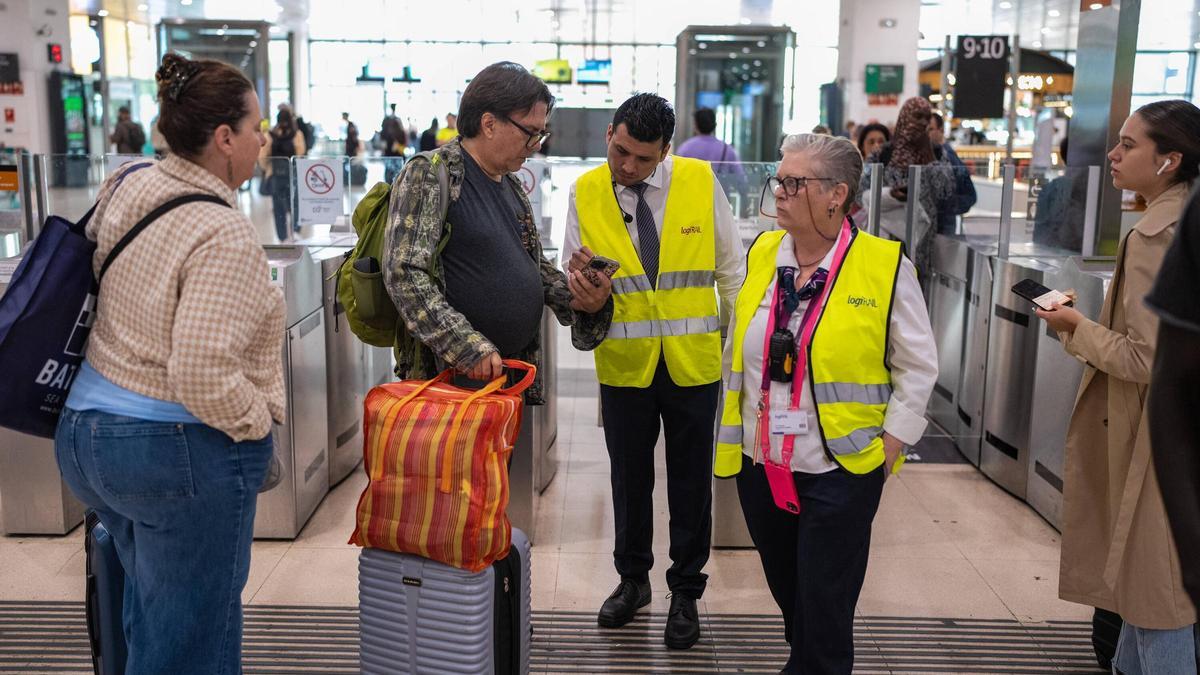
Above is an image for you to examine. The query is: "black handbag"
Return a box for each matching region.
[258,174,272,196]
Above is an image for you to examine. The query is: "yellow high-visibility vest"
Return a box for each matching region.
[713,227,904,476]
[576,157,720,388]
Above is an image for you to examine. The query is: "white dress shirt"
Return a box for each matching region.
[561,156,746,323]
[721,232,938,473]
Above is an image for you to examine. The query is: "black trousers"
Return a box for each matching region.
[736,453,885,674]
[599,360,720,599]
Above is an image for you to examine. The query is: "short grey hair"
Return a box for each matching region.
[779,133,864,213]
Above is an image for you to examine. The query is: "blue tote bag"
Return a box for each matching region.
[0,163,225,437]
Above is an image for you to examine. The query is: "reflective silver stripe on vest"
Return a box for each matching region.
[606,315,720,339]
[727,371,743,392]
[813,382,893,407]
[825,426,883,456]
[718,424,742,445]
[612,275,654,295]
[610,270,715,295]
[657,270,716,291]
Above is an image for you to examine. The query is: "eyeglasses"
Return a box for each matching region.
[766,175,837,196]
[504,115,551,149]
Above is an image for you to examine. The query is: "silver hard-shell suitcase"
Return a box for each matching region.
[359,528,531,674]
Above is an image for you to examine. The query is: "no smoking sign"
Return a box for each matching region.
[296,158,345,226]
[517,166,536,195]
[305,163,336,195]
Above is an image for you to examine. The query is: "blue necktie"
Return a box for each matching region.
[629,182,659,288]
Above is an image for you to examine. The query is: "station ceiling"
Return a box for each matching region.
[68,0,1200,52]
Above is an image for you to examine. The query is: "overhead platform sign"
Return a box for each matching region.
[955,35,1010,120]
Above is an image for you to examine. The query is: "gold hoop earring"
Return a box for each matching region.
[827,204,837,218]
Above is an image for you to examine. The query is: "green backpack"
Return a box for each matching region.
[338,152,451,348]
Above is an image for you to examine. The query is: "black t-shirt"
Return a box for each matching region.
[1146,185,1200,333]
[442,150,544,357]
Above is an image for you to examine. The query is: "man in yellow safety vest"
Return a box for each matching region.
[561,93,745,649]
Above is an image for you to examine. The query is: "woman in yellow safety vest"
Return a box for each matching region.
[715,133,938,673]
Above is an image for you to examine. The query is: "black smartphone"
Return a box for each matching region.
[1012,278,1074,311]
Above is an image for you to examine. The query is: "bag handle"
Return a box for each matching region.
[496,359,537,396]
[392,368,455,411]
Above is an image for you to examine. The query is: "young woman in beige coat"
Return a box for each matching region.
[1038,100,1200,673]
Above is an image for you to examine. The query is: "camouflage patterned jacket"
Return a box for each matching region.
[382,137,612,404]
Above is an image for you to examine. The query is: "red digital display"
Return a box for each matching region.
[47,43,63,64]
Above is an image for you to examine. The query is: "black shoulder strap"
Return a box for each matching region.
[98,194,230,284]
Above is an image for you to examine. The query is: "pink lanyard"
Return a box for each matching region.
[757,219,853,468]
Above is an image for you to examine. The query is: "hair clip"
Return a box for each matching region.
[158,58,201,103]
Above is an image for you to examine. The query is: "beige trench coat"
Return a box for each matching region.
[1057,181,1197,630]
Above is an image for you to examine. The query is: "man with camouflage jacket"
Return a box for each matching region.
[383,62,613,403]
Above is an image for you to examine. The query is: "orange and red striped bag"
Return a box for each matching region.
[349,360,535,572]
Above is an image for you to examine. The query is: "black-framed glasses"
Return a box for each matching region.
[766,175,837,196]
[504,115,551,149]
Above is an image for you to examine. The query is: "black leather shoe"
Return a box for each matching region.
[597,579,651,628]
[664,593,700,649]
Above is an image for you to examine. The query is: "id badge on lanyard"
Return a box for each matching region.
[757,220,852,514]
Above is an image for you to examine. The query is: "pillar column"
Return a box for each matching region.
[836,0,922,128]
[1068,0,1140,255]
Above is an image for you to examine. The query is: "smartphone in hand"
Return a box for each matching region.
[581,255,621,287]
[1012,278,1074,311]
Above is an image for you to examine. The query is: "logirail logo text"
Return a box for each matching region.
[847,295,878,308]
[680,225,702,235]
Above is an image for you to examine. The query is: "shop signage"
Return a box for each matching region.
[533,59,572,84]
[864,64,904,94]
[0,53,19,84]
[865,64,903,106]
[954,34,1010,119]
[0,52,22,95]
[0,164,17,192]
[296,157,345,227]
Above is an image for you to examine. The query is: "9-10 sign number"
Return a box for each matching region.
[960,36,1008,60]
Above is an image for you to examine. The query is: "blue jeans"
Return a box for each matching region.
[1114,620,1199,674]
[55,408,272,675]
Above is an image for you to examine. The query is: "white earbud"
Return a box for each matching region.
[1157,159,1172,176]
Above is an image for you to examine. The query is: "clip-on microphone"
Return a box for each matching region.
[611,180,633,223]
